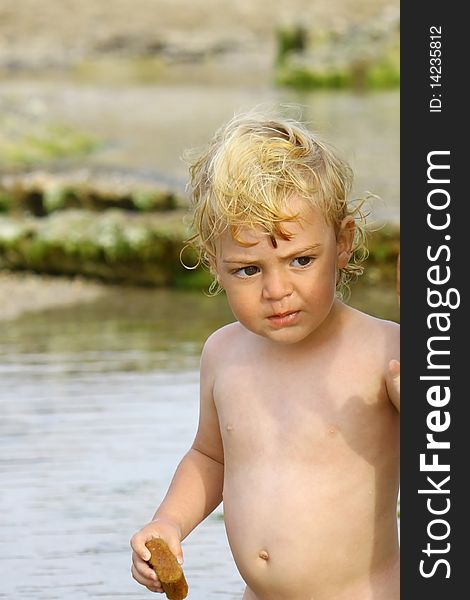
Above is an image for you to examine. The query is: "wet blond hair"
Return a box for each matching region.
[185,108,368,296]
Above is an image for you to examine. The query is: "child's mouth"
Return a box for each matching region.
[267,311,300,327]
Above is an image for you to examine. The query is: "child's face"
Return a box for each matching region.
[214,197,353,345]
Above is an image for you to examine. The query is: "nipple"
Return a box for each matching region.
[258,550,269,561]
[226,424,234,432]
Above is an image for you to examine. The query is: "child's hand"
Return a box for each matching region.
[386,359,400,411]
[130,517,183,593]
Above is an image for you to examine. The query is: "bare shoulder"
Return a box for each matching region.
[344,305,400,360]
[200,321,246,369]
[356,308,399,339]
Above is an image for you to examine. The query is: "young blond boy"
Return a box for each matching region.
[131,110,400,600]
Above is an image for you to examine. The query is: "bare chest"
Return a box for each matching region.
[214,357,395,467]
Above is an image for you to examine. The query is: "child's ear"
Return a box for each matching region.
[336,216,355,268]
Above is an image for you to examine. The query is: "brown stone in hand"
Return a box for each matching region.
[145,538,188,600]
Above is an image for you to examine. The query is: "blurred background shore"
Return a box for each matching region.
[1,0,399,322]
[1,3,399,599]
[1,0,398,76]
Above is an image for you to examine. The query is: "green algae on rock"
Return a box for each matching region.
[0,210,198,286]
[0,171,184,216]
[0,210,398,290]
[274,18,399,90]
[0,116,100,170]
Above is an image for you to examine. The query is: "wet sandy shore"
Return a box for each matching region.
[0,271,107,321]
[0,0,397,70]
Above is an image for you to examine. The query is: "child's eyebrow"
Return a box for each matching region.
[223,244,322,264]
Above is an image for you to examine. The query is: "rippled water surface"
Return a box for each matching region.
[1,284,398,599]
[1,289,243,599]
[1,283,398,599]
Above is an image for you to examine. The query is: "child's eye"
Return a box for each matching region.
[291,256,313,267]
[234,265,260,277]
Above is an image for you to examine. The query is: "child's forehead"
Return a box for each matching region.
[215,204,333,254]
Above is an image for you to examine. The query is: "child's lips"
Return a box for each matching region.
[267,310,300,327]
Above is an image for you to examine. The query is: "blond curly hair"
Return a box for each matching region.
[185,108,368,297]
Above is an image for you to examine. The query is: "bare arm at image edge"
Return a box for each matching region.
[130,337,224,592]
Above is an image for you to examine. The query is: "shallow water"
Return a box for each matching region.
[0,284,398,599]
[0,289,242,599]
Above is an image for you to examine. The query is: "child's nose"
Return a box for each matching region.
[261,271,293,301]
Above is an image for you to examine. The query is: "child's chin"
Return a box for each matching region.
[261,327,312,345]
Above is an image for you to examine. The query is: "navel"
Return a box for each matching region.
[258,549,269,561]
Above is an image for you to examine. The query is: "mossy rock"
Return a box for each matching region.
[0,118,100,169]
[367,225,400,263]
[275,66,352,89]
[0,210,198,286]
[276,53,399,91]
[362,225,400,284]
[275,24,308,66]
[0,171,183,216]
[274,20,400,91]
[0,213,399,289]
[0,192,13,213]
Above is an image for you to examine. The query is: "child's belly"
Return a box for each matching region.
[222,459,399,600]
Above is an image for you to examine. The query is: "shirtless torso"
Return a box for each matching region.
[205,303,399,600]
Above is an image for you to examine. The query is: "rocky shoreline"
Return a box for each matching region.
[0,0,398,74]
[0,166,399,289]
[0,1,399,320]
[0,270,107,321]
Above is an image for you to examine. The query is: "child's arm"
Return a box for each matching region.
[130,337,224,593]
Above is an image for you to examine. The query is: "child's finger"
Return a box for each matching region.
[389,359,400,379]
[167,538,184,565]
[132,551,158,580]
[386,359,400,410]
[130,532,152,561]
[131,560,160,588]
[388,359,400,396]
